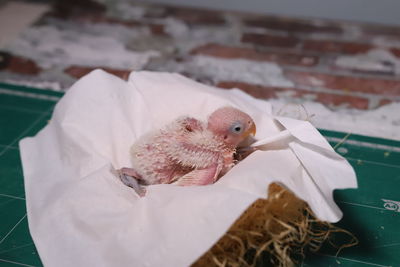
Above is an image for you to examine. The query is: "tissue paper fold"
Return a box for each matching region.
[19,70,357,267]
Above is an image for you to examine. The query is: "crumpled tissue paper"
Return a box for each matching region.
[19,70,357,267]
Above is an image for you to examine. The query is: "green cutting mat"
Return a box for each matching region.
[0,83,399,267]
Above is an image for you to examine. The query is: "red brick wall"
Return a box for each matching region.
[1,0,400,110]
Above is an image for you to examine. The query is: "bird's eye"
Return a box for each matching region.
[230,123,243,134]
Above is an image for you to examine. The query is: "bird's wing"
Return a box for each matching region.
[171,141,221,169]
[174,162,222,186]
[166,129,223,169]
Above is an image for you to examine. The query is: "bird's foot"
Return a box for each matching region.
[117,168,147,197]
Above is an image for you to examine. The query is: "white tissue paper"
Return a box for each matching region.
[19,70,357,267]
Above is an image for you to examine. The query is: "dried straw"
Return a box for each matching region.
[193,183,357,267]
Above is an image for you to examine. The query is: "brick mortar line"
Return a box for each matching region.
[205,42,398,78]
[249,44,314,57]
[192,44,398,80]
[241,29,400,48]
[218,81,395,109]
[73,10,400,52]
[290,85,400,99]
[241,27,291,37]
[67,9,400,50]
[282,65,400,82]
[220,81,400,100]
[234,42,322,57]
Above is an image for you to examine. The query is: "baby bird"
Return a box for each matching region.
[118,107,256,192]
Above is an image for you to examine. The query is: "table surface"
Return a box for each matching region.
[0,83,398,267]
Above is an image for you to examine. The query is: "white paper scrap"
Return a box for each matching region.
[19,70,357,267]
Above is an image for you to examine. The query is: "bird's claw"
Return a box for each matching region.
[118,170,147,197]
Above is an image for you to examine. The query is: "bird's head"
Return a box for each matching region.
[207,107,256,148]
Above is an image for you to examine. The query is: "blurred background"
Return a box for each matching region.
[0,0,400,140]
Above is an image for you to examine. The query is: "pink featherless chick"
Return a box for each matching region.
[118,107,256,195]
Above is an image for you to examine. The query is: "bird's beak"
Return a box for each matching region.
[245,123,256,137]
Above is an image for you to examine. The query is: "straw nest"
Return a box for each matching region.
[193,183,357,267]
